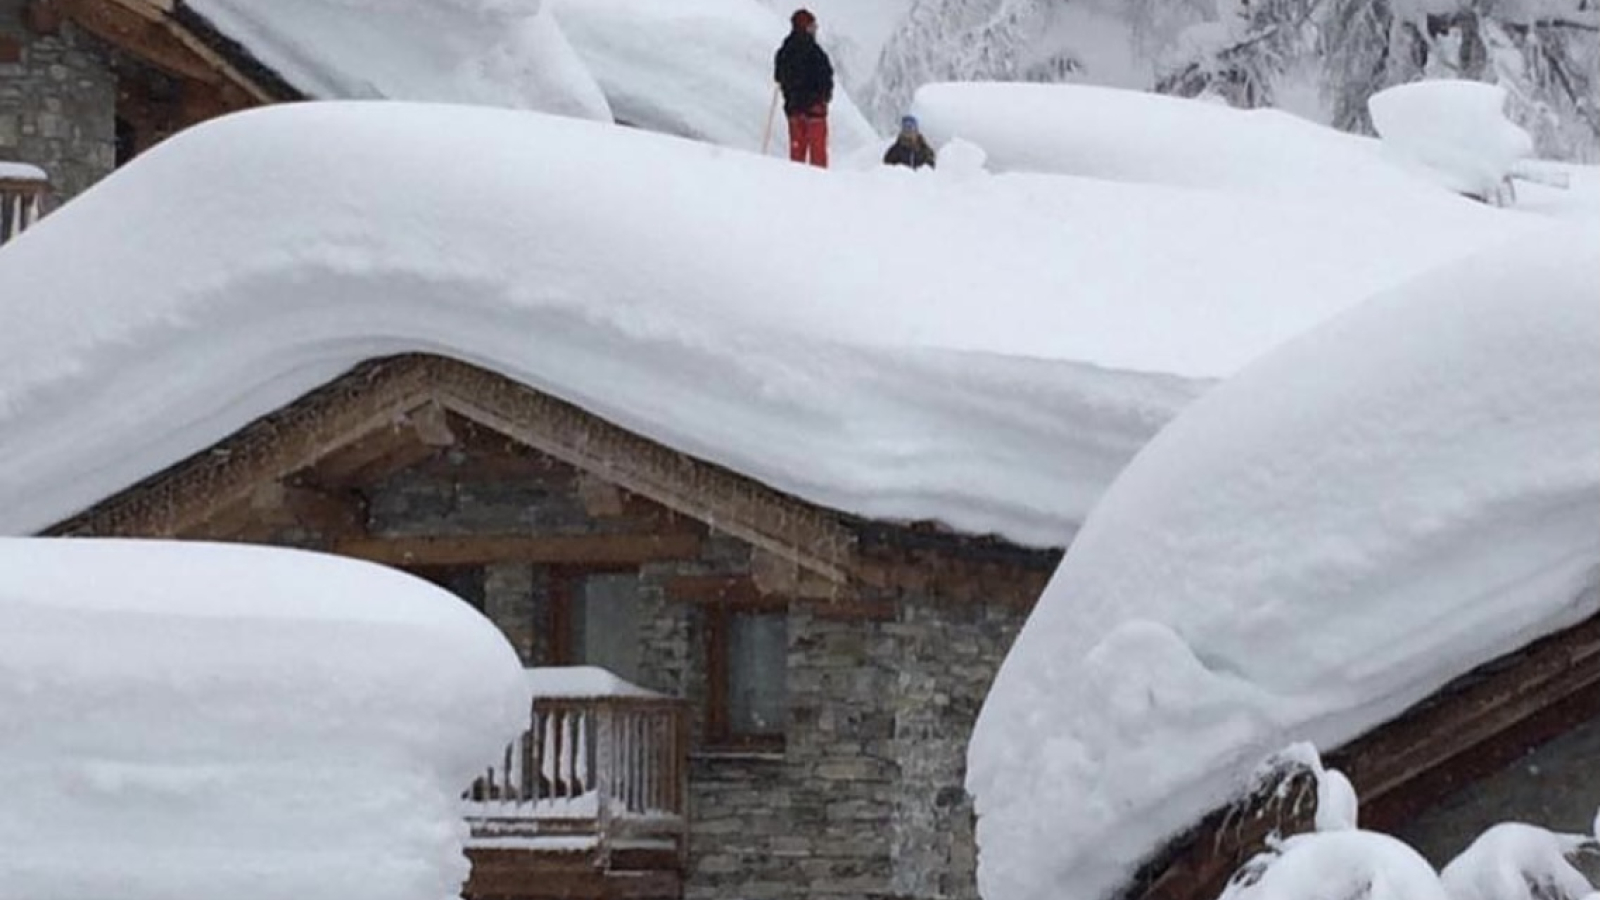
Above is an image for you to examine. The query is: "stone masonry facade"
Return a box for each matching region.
[0,0,115,202]
[1397,712,1600,867]
[346,418,1042,900]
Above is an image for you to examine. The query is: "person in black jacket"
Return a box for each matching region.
[883,115,936,170]
[774,9,834,168]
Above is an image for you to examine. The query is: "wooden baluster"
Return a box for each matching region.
[630,714,643,813]
[643,711,656,810]
[519,723,532,803]
[501,740,514,807]
[559,708,572,799]
[617,710,629,814]
[595,703,614,858]
[568,708,580,800]
[629,712,641,814]
[582,707,595,791]
[539,707,554,804]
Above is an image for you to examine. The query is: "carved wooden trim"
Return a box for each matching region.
[423,356,856,583]
[45,354,856,584]
[334,533,704,568]
[56,0,276,104]
[47,358,431,537]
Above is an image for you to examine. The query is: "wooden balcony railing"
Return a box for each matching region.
[464,691,690,863]
[0,174,48,246]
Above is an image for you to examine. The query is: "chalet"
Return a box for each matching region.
[7,5,1597,898]
[42,352,1060,900]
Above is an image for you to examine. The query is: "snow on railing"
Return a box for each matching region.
[463,670,688,856]
[0,163,49,246]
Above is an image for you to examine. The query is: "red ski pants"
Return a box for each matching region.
[787,114,828,168]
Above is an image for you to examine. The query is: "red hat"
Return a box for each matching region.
[791,8,816,29]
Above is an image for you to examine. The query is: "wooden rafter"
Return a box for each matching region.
[46,355,856,583]
[1135,608,1600,900]
[58,0,218,84]
[51,0,276,105]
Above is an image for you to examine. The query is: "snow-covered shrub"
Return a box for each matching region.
[1218,747,1600,900]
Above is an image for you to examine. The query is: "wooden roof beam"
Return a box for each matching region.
[54,0,277,105]
[332,533,704,568]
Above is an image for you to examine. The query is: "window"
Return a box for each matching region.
[543,568,643,682]
[707,607,788,751]
[567,572,641,682]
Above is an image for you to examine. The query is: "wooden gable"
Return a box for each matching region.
[46,354,858,585]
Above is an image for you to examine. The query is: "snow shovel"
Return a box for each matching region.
[761,83,780,155]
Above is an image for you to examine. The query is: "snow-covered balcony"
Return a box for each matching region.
[462,668,689,900]
[0,162,48,246]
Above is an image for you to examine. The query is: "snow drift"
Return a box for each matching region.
[967,222,1600,900]
[0,538,526,900]
[912,81,1457,200]
[0,102,1553,545]
[187,0,613,121]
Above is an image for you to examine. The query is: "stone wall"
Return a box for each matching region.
[1397,713,1600,866]
[888,599,1027,900]
[0,2,115,203]
[266,418,1049,900]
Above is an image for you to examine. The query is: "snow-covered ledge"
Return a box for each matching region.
[464,667,689,857]
[524,665,663,699]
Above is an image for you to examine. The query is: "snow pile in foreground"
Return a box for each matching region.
[911,82,1450,200]
[0,103,1546,544]
[1369,80,1535,200]
[0,538,526,900]
[187,0,612,121]
[548,0,877,157]
[967,223,1600,900]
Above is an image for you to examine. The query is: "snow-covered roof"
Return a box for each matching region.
[0,537,525,900]
[0,101,1559,545]
[966,222,1600,900]
[180,0,879,157]
[912,82,1451,198]
[185,0,613,120]
[548,0,878,158]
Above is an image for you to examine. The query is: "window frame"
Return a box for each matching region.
[704,600,789,754]
[543,564,639,669]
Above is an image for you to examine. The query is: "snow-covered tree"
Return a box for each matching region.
[857,0,1598,159]
[869,0,1058,125]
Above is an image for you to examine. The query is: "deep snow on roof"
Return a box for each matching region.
[183,0,881,157]
[967,222,1600,900]
[0,100,1556,543]
[187,0,611,119]
[0,537,525,900]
